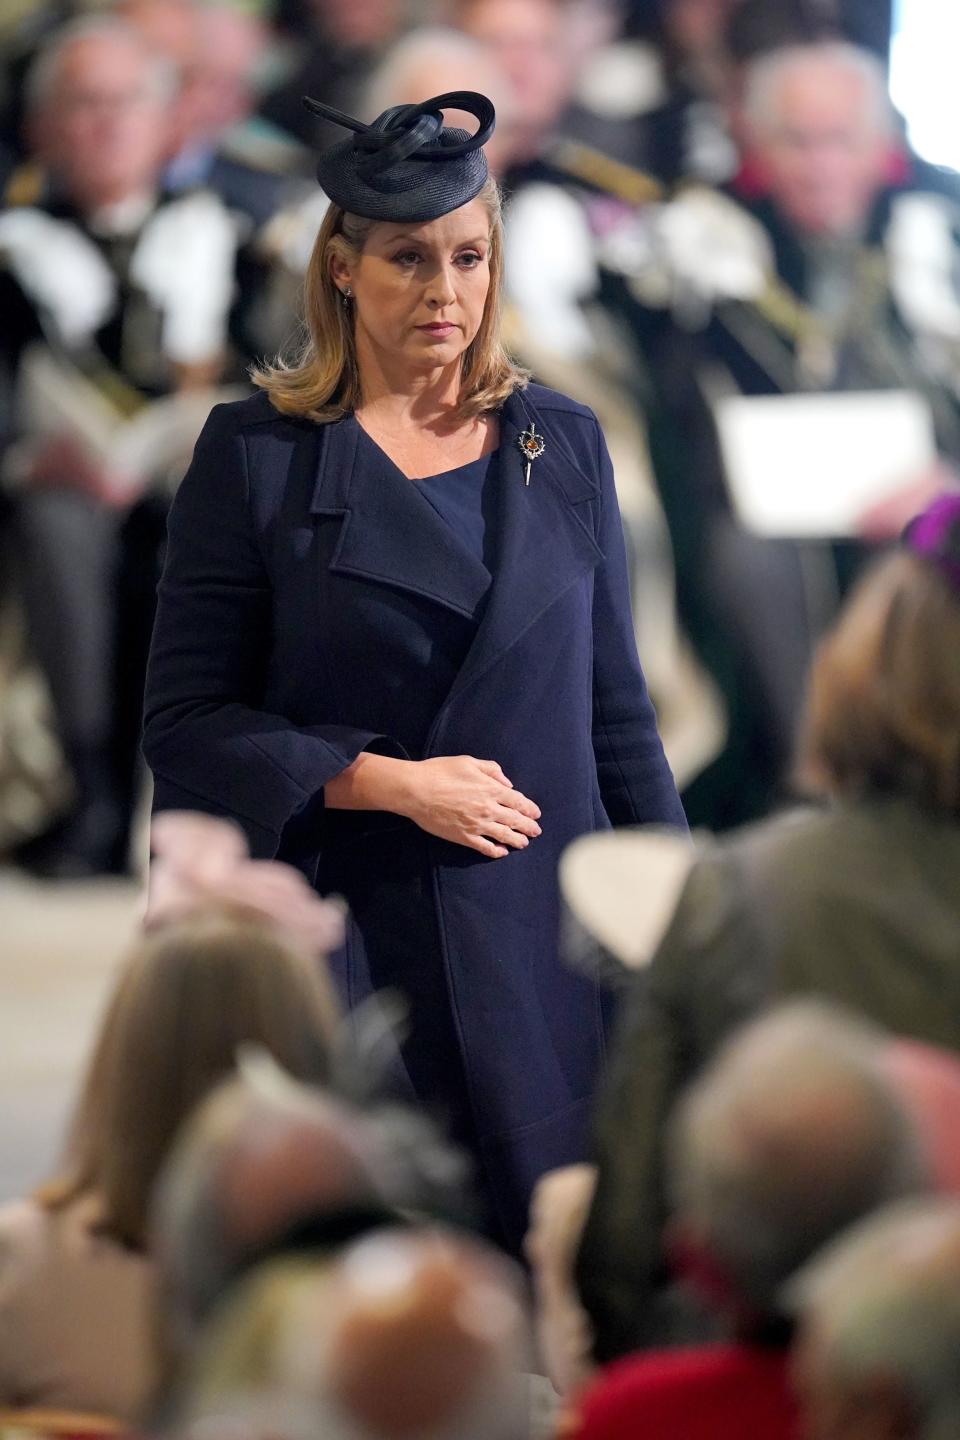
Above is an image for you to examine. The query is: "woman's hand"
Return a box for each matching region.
[397,756,542,859]
[326,753,541,858]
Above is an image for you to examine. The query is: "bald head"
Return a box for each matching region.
[153,1066,388,1352]
[214,1095,381,1258]
[281,1229,530,1440]
[175,1231,531,1440]
[669,1003,927,1321]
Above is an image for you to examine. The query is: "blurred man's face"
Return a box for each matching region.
[39,36,171,210]
[311,0,402,48]
[174,9,265,149]
[459,0,573,148]
[756,63,889,238]
[665,0,743,62]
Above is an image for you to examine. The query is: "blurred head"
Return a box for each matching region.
[179,1229,532,1440]
[455,0,575,156]
[152,1061,392,1356]
[668,1002,927,1329]
[173,5,268,151]
[307,0,406,49]
[742,42,893,237]
[254,181,525,421]
[26,17,175,211]
[665,0,743,55]
[800,545,960,819]
[116,0,196,68]
[40,909,339,1250]
[363,31,517,176]
[788,1199,960,1440]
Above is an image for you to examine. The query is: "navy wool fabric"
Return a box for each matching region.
[411,447,498,569]
[142,383,687,1248]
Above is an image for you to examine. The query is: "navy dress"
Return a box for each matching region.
[142,382,687,1250]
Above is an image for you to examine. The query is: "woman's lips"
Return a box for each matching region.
[417,322,456,337]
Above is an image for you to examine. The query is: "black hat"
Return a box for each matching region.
[302,91,495,223]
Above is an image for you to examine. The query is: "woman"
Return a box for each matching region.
[142,91,686,1251]
[573,493,960,1362]
[0,909,338,1421]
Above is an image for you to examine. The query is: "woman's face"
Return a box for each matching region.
[332,198,493,377]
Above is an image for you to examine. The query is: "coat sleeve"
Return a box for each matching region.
[574,847,772,1360]
[589,420,688,829]
[142,404,408,857]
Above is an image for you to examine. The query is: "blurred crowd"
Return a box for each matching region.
[1,490,960,1440]
[3,5,960,1436]
[4,0,959,875]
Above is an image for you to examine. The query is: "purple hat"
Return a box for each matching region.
[903,493,960,595]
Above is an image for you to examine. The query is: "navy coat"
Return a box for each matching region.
[142,381,686,1247]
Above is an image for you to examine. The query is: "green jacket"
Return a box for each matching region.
[576,798,960,1361]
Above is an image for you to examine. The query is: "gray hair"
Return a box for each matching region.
[668,1001,928,1316]
[786,1198,960,1440]
[24,15,177,115]
[743,40,895,142]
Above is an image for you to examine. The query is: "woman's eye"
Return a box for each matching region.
[394,251,420,266]
[457,251,483,268]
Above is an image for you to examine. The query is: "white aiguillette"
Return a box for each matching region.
[714,389,938,539]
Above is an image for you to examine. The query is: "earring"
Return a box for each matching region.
[341,286,353,302]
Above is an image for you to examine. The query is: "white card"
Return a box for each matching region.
[714,390,938,538]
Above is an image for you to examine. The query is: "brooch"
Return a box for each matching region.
[516,422,545,486]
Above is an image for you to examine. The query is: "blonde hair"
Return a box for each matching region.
[39,909,340,1248]
[799,551,960,816]
[252,177,527,422]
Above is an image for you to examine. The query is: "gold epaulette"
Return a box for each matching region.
[547,139,665,206]
[3,162,45,209]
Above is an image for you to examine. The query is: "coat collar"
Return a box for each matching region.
[445,388,602,707]
[309,388,603,700]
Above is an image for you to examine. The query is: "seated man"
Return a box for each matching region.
[0,16,242,875]
[599,39,960,827]
[564,1002,928,1440]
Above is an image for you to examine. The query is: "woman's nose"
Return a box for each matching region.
[425,265,457,308]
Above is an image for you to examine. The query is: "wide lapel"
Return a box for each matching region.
[442,389,603,710]
[309,414,492,620]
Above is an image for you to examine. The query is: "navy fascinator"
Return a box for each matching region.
[302,90,496,223]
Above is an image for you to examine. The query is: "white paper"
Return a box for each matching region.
[714,390,938,538]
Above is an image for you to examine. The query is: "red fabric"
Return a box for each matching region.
[733,144,913,199]
[885,1040,960,1196]
[567,1345,800,1440]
